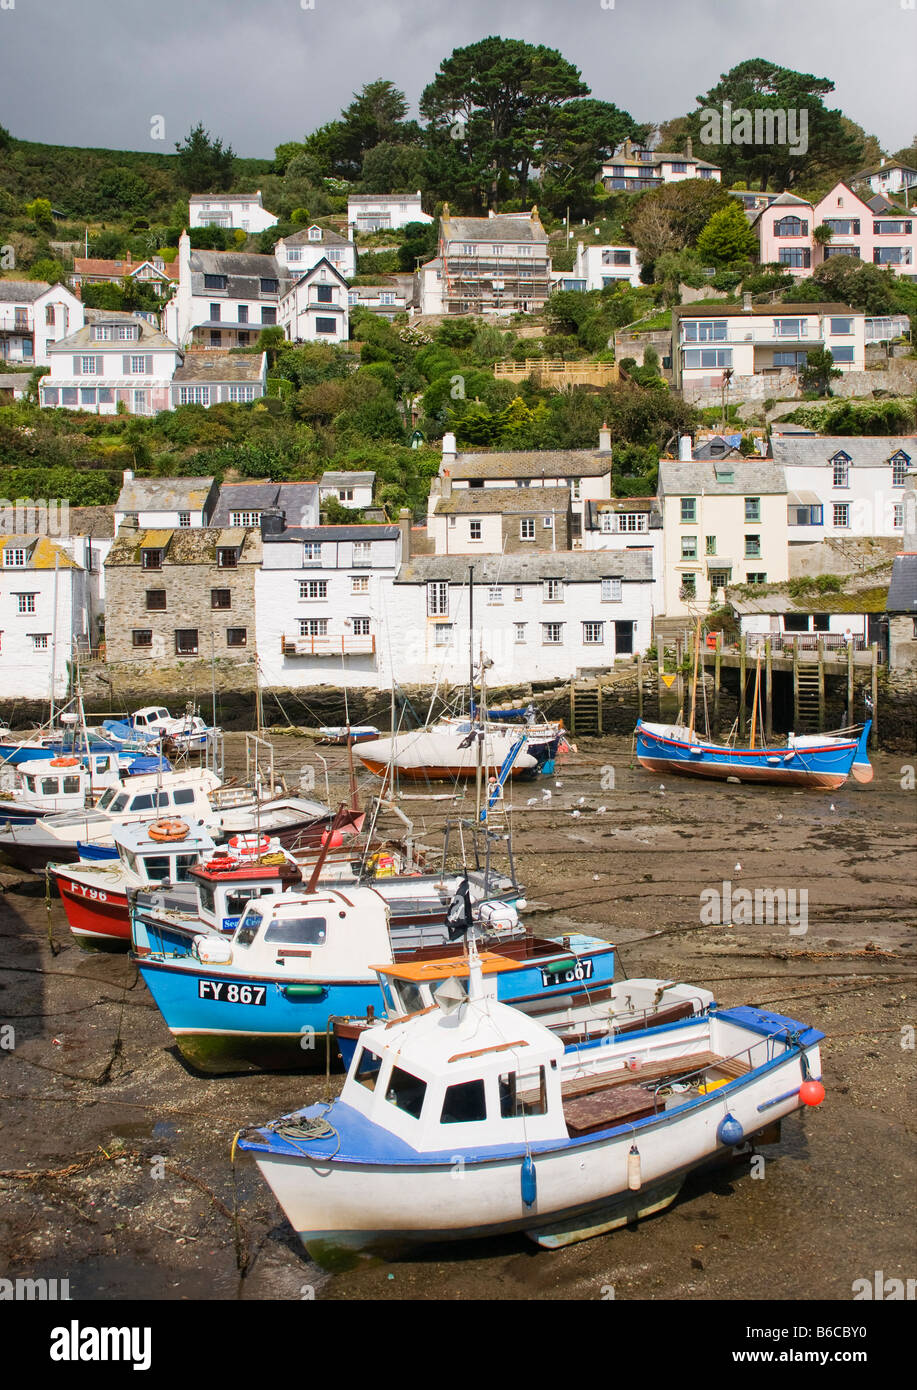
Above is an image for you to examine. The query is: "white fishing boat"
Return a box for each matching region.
[239,944,825,1255]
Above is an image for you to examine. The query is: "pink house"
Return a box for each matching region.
[754,183,916,280]
[814,183,915,278]
[754,193,815,276]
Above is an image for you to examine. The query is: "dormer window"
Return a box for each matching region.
[831,452,851,488]
[217,547,238,568]
[308,226,322,241]
[891,452,910,487]
[2,548,27,568]
[260,278,279,295]
[141,548,163,570]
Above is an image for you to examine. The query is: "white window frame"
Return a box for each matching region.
[601,577,622,603]
[542,622,564,645]
[519,519,536,540]
[427,581,449,617]
[299,617,328,637]
[433,622,453,648]
[351,575,369,594]
[299,579,328,600]
[583,621,604,645]
[832,503,850,529]
[544,579,563,601]
[230,511,261,528]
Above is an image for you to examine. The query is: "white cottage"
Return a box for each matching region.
[0,535,89,700]
[278,259,350,344]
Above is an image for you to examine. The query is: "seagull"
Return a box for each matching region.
[597,806,607,814]
[593,874,600,881]
[734,862,742,873]
[571,809,581,818]
[659,784,665,791]
[830,803,836,812]
[577,796,585,806]
[542,789,552,800]
[777,812,783,821]
[555,781,563,789]
[526,797,537,806]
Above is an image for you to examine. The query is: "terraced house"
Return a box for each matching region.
[103,524,260,665]
[0,535,89,699]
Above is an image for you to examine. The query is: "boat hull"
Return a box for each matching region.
[54,870,130,944]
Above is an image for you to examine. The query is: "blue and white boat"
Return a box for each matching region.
[133,886,618,1073]
[238,949,826,1256]
[635,719,872,790]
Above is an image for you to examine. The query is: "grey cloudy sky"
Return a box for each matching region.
[2,0,914,157]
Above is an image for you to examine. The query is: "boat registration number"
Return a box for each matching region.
[540,958,594,988]
[197,980,266,1005]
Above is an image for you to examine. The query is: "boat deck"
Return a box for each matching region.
[556,1051,751,1137]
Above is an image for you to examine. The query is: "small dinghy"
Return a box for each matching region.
[238,942,825,1256]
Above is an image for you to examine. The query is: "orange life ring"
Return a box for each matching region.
[228,834,270,856]
[321,828,344,848]
[49,757,79,768]
[147,818,189,842]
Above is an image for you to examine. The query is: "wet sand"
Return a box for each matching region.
[0,734,914,1301]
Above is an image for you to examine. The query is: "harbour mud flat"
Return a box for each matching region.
[0,734,914,1301]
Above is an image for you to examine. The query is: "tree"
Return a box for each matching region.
[175,123,235,192]
[623,179,730,268]
[684,59,864,190]
[800,348,842,396]
[360,142,427,195]
[787,257,901,315]
[695,200,759,266]
[337,80,419,177]
[396,221,438,273]
[538,98,643,214]
[25,197,54,230]
[420,37,591,207]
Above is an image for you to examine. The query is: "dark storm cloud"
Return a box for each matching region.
[1,0,912,156]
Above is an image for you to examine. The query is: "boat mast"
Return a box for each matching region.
[687,615,702,740]
[749,650,762,749]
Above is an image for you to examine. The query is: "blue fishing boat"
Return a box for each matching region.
[132,885,617,1073]
[635,719,872,790]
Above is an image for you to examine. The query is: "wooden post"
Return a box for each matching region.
[597,681,603,736]
[792,637,799,729]
[817,636,825,730]
[764,637,773,742]
[688,618,702,739]
[870,642,878,747]
[637,652,643,720]
[738,633,747,738]
[569,677,576,737]
[749,651,761,749]
[713,631,722,731]
[847,638,854,725]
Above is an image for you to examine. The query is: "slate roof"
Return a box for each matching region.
[319,472,376,488]
[658,461,787,496]
[291,525,399,541]
[0,535,78,568]
[730,582,891,616]
[106,526,261,566]
[396,552,652,585]
[172,352,266,384]
[770,436,916,469]
[209,482,319,529]
[189,192,265,204]
[886,554,917,613]
[115,476,215,513]
[441,210,548,245]
[282,226,352,248]
[188,249,290,300]
[435,487,572,516]
[48,314,178,353]
[447,450,613,481]
[0,280,50,302]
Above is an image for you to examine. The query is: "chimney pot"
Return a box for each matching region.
[686,136,693,159]
[442,431,457,459]
[679,434,693,461]
[598,422,612,453]
[398,507,412,563]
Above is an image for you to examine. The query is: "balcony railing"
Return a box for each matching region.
[682,327,825,347]
[281,634,376,657]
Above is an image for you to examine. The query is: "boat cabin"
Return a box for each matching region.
[132,707,173,732]
[373,952,527,1015]
[114,820,217,887]
[343,990,567,1150]
[94,767,220,823]
[194,887,393,976]
[191,849,302,933]
[10,751,165,813]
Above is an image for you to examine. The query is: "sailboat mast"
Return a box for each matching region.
[687,616,702,740]
[468,565,474,719]
[749,651,762,750]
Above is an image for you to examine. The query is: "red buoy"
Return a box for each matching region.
[799,1079,825,1107]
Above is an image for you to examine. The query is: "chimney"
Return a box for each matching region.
[679,434,693,461]
[442,430,457,461]
[742,292,753,313]
[398,508,412,563]
[259,507,285,539]
[598,421,612,453]
[489,208,495,219]
[903,467,917,551]
[686,136,693,159]
[122,468,134,484]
